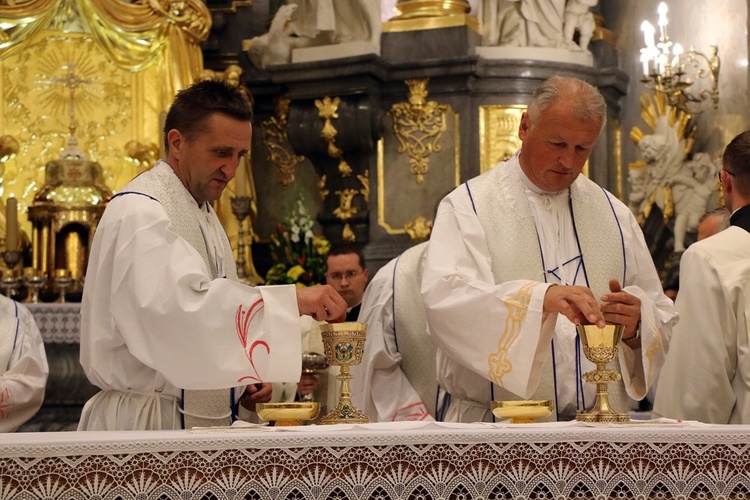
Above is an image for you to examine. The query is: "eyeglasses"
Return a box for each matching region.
[719,169,736,184]
[327,270,363,282]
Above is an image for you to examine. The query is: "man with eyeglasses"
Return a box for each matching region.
[325,243,369,321]
[654,130,750,424]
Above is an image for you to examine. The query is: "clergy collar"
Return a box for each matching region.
[730,204,750,233]
[515,154,569,197]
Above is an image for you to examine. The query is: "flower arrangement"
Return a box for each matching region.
[265,197,330,287]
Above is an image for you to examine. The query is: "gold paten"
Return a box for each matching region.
[575,324,629,423]
[319,322,370,424]
[261,96,305,187]
[478,104,525,173]
[315,96,352,177]
[491,400,554,424]
[256,402,320,426]
[383,0,478,33]
[390,78,449,185]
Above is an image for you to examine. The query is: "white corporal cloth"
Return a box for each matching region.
[0,297,48,432]
[350,242,436,422]
[422,153,677,422]
[79,161,302,431]
[654,221,750,424]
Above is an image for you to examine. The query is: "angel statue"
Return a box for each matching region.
[667,152,718,252]
[245,4,317,69]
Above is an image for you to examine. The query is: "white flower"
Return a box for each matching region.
[290,232,300,243]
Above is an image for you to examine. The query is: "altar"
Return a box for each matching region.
[2,420,750,498]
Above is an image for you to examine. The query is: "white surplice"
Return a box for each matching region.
[79,161,302,431]
[653,224,750,424]
[422,153,676,422]
[350,242,435,422]
[0,297,48,432]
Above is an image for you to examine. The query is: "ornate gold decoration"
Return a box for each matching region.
[1,32,162,235]
[403,215,432,242]
[384,0,478,33]
[488,281,536,386]
[357,169,369,203]
[332,189,358,221]
[315,96,352,177]
[0,135,19,163]
[390,78,449,184]
[479,105,525,173]
[124,140,159,172]
[0,0,211,109]
[317,174,329,201]
[208,0,252,14]
[334,189,359,243]
[342,223,355,243]
[262,96,305,187]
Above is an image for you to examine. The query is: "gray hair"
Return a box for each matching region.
[527,76,607,130]
[699,206,731,230]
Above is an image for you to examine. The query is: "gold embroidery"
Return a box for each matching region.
[488,282,538,386]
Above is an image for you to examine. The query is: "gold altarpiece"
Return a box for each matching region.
[0,0,211,274]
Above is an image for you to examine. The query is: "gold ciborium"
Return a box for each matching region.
[256,402,320,426]
[319,322,370,424]
[491,400,554,423]
[575,324,630,423]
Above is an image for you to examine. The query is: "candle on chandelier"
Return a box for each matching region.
[5,197,18,252]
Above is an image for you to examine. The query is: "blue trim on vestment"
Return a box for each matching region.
[465,182,477,215]
[391,255,402,352]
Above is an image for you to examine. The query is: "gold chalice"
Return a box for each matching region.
[319,322,370,424]
[492,400,554,423]
[575,324,630,423]
[256,402,320,426]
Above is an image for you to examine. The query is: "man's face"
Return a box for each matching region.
[326,253,368,308]
[518,100,602,192]
[167,113,252,205]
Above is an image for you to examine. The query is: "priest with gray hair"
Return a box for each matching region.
[421,76,676,422]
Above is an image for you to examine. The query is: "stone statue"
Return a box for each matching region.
[480,0,566,47]
[627,162,650,217]
[668,152,717,252]
[287,0,380,45]
[245,4,317,69]
[563,0,597,52]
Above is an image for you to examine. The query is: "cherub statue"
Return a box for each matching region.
[668,152,717,252]
[563,0,598,52]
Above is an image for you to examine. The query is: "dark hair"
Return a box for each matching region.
[326,243,366,270]
[723,130,750,191]
[163,79,254,153]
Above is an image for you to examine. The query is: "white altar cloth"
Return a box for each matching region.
[2,420,750,498]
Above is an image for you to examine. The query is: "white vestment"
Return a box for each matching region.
[422,153,676,422]
[653,224,750,424]
[350,242,436,422]
[79,161,302,430]
[0,297,48,432]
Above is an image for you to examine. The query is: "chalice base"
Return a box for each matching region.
[320,402,370,425]
[575,409,630,423]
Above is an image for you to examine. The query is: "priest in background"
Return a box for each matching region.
[422,76,676,422]
[0,295,48,432]
[78,80,346,431]
[325,243,368,321]
[654,130,750,424]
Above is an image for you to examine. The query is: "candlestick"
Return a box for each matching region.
[235,160,248,197]
[5,197,18,252]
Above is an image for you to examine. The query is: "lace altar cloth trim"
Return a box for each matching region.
[26,303,81,344]
[3,422,750,498]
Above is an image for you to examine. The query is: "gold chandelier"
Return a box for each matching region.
[639,2,720,113]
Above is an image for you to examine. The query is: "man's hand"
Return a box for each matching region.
[297,374,318,397]
[543,284,606,328]
[296,284,347,322]
[600,278,641,340]
[240,382,273,412]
